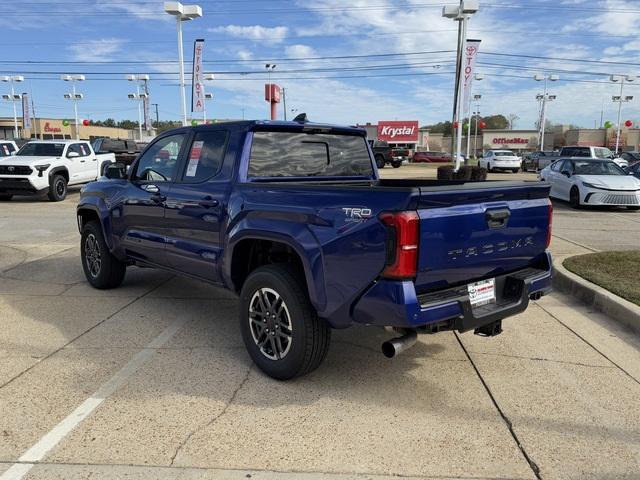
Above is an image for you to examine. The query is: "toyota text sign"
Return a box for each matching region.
[377,121,419,142]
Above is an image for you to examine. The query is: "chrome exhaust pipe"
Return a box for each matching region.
[381,330,418,358]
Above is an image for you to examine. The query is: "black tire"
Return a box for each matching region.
[512,168,520,173]
[626,206,640,211]
[81,220,126,289]
[569,186,581,209]
[240,264,331,380]
[101,162,111,177]
[392,161,402,168]
[487,163,492,173]
[0,194,12,201]
[47,174,67,202]
[375,155,385,169]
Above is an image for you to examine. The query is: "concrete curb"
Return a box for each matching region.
[552,260,640,333]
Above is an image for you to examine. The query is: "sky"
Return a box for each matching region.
[2,0,640,129]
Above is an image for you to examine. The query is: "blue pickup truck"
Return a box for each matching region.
[77,119,553,379]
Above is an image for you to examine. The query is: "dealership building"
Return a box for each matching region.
[358,120,640,155]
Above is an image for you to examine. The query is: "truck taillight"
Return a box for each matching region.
[379,211,420,279]
[546,199,553,248]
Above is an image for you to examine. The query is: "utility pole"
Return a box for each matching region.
[152,103,160,127]
[282,87,287,121]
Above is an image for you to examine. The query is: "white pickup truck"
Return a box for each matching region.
[0,140,115,201]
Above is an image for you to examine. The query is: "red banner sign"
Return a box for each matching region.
[377,121,419,142]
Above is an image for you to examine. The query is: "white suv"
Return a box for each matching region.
[0,140,115,201]
[479,150,522,173]
[559,146,628,169]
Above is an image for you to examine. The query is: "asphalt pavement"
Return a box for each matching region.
[0,179,639,480]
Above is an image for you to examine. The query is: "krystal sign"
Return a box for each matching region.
[377,121,419,142]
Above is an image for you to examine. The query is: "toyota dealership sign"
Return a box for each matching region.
[377,121,419,142]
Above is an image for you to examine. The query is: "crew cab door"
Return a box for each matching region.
[66,142,95,183]
[163,129,230,282]
[114,133,187,265]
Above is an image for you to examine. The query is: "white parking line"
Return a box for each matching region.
[0,318,187,480]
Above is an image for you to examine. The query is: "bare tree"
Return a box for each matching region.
[507,114,520,130]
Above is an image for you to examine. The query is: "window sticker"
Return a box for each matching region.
[2,145,9,155]
[80,144,88,155]
[186,140,204,177]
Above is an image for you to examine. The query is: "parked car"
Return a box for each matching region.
[626,160,640,179]
[523,151,559,172]
[0,140,18,157]
[368,140,401,168]
[479,150,521,173]
[391,147,410,164]
[412,151,451,163]
[92,137,140,167]
[620,151,640,166]
[559,146,628,169]
[0,140,115,201]
[77,120,553,379]
[539,157,640,210]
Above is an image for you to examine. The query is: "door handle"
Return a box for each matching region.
[80,160,86,163]
[141,184,159,193]
[198,198,219,208]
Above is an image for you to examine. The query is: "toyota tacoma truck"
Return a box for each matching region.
[77,119,553,379]
[0,140,115,201]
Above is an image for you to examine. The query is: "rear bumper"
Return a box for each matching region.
[352,251,553,330]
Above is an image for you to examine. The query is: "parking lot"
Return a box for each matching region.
[1,178,639,480]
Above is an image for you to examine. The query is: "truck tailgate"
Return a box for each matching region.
[414,182,551,292]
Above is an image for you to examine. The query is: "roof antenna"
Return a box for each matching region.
[293,113,308,123]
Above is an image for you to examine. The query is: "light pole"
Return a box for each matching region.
[127,75,149,140]
[442,0,480,170]
[534,74,559,151]
[62,74,85,140]
[611,74,635,154]
[203,73,215,123]
[1,76,24,139]
[265,63,276,120]
[127,93,148,140]
[465,73,482,160]
[472,94,482,159]
[164,1,203,126]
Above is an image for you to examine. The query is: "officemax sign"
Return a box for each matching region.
[377,121,419,142]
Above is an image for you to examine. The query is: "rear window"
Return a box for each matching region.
[494,151,515,157]
[248,131,373,178]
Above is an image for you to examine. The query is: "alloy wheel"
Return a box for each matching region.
[248,287,293,360]
[84,233,102,277]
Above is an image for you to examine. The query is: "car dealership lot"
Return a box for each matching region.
[1,187,639,480]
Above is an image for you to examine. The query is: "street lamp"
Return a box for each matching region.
[442,0,480,170]
[611,74,635,153]
[534,74,559,151]
[127,74,150,140]
[203,73,215,123]
[265,64,276,119]
[472,94,482,160]
[164,1,203,126]
[1,75,24,139]
[465,73,483,160]
[62,74,85,139]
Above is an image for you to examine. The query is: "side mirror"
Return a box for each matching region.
[105,162,127,179]
[67,151,80,159]
[561,170,571,177]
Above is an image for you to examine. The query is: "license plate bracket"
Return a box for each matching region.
[468,278,496,307]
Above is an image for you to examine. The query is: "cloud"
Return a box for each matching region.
[285,44,317,58]
[209,25,289,44]
[67,38,125,62]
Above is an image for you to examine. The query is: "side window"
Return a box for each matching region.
[132,133,185,182]
[67,143,89,157]
[576,148,589,157]
[182,130,228,182]
[551,160,562,172]
[560,160,574,173]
